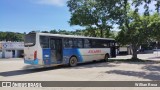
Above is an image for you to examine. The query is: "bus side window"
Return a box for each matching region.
[77,39,83,48]
[104,41,109,48]
[50,39,55,49]
[64,38,69,48]
[99,40,107,48]
[110,42,114,47]
[91,39,96,48]
[69,39,73,48]
[91,39,110,48]
[40,36,49,48]
[73,39,78,48]
[84,39,91,48]
[64,38,73,48]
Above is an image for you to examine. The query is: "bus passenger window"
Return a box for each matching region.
[84,39,91,48]
[64,39,69,48]
[77,39,83,48]
[50,40,55,49]
[69,39,73,48]
[110,42,114,47]
[99,40,106,48]
[91,39,97,48]
[73,39,78,48]
[64,38,73,48]
[40,36,49,48]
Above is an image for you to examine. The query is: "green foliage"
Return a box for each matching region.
[50,29,58,34]
[116,11,160,59]
[117,12,160,46]
[0,32,24,41]
[149,13,160,41]
[67,0,124,37]
[40,28,116,39]
[114,0,160,60]
[41,31,49,33]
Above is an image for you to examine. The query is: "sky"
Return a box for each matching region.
[0,0,156,33]
[0,0,83,33]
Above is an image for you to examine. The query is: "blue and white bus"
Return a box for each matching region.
[24,32,116,66]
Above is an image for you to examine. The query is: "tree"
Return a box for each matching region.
[50,29,58,34]
[67,0,124,37]
[149,13,160,42]
[58,30,70,35]
[41,31,49,33]
[116,0,160,60]
[0,32,24,41]
[116,10,157,60]
[82,26,99,37]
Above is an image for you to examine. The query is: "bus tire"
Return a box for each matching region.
[69,56,78,67]
[104,54,109,62]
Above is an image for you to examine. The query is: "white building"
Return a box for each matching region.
[0,42,24,58]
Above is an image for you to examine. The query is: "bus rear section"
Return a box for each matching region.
[24,33,39,65]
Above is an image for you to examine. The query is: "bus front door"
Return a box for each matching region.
[111,46,116,57]
[50,38,62,64]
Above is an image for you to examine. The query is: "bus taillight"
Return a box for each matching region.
[34,51,37,60]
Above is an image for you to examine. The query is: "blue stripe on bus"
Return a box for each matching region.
[63,48,83,64]
[24,59,38,65]
[77,49,83,62]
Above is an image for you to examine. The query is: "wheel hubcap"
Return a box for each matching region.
[71,60,75,64]
[70,57,77,66]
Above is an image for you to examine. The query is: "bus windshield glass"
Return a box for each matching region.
[24,33,36,47]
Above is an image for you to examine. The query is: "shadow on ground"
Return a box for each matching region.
[106,70,160,80]
[0,61,117,77]
[0,66,63,77]
[147,56,160,59]
[105,59,160,80]
[74,61,117,69]
[142,65,160,72]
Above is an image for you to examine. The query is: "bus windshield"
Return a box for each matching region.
[24,33,36,47]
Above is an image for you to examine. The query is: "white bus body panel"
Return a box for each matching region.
[79,48,110,62]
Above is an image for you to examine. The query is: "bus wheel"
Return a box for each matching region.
[104,54,109,62]
[69,57,78,67]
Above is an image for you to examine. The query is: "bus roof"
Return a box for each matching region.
[36,33,115,41]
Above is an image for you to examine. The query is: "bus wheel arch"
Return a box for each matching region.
[104,53,109,62]
[69,55,78,67]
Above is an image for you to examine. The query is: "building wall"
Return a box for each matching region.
[0,42,24,58]
[5,50,12,58]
